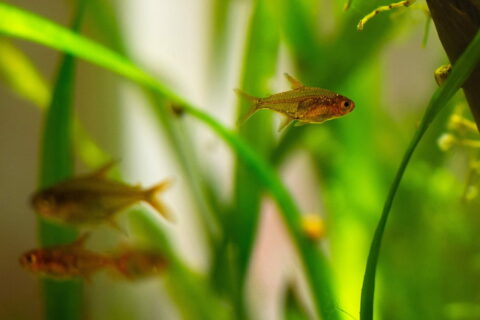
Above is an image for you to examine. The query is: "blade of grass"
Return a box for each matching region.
[0,38,49,106]
[224,0,279,315]
[207,0,231,87]
[0,4,339,318]
[275,0,323,72]
[0,39,112,167]
[232,0,277,292]
[360,29,480,320]
[37,2,87,320]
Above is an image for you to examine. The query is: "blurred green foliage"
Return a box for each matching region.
[1,0,480,320]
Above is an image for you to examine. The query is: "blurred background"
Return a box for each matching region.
[1,0,479,319]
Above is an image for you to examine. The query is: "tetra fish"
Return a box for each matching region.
[236,73,355,131]
[31,162,173,227]
[113,249,168,279]
[19,234,113,279]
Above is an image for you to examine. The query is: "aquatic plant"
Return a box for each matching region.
[1,0,479,319]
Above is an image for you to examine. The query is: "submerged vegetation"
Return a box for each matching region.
[1,0,480,319]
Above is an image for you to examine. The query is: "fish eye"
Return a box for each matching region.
[28,254,36,263]
[35,195,56,213]
[22,253,36,265]
[342,101,350,108]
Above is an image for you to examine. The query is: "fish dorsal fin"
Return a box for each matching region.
[284,73,304,90]
[278,117,294,132]
[88,160,118,179]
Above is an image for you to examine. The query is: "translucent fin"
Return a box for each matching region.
[107,218,128,236]
[67,232,91,250]
[284,73,304,89]
[88,160,118,179]
[145,179,174,222]
[278,117,294,132]
[235,88,261,126]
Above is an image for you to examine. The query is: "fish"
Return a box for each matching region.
[113,249,168,279]
[31,162,173,227]
[19,234,113,280]
[20,236,168,281]
[235,73,355,131]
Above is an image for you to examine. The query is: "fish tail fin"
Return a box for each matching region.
[145,179,174,222]
[234,88,261,126]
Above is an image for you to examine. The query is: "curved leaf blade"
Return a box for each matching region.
[360,29,480,320]
[37,2,87,319]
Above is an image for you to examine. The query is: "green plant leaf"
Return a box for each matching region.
[0,3,338,318]
[36,2,87,320]
[0,38,112,168]
[360,29,480,320]
[232,0,278,293]
[0,38,49,107]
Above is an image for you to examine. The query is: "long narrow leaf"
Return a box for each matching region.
[37,2,86,320]
[360,29,480,320]
[0,39,49,106]
[233,0,277,288]
[0,4,338,317]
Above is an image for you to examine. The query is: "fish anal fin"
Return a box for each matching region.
[284,73,304,90]
[278,117,294,132]
[145,179,175,222]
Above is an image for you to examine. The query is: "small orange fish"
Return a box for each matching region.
[113,249,168,279]
[19,234,112,279]
[236,73,355,130]
[31,162,173,226]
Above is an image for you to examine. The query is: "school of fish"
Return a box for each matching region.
[22,161,172,280]
[20,73,355,281]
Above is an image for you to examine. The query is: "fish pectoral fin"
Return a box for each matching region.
[284,73,304,90]
[88,160,118,179]
[278,117,294,132]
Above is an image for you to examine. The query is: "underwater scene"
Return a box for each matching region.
[1,0,480,319]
